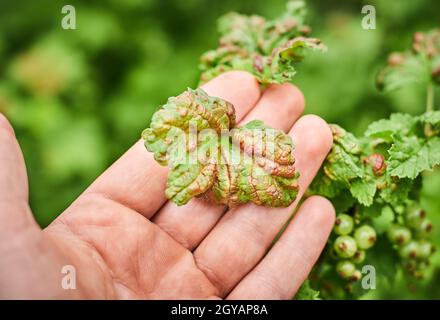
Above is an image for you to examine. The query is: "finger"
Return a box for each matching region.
[152,84,305,250]
[240,83,305,131]
[227,196,335,300]
[74,71,260,219]
[0,113,39,237]
[193,115,333,297]
[201,71,261,121]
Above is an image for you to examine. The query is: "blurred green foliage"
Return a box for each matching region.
[0,0,439,298]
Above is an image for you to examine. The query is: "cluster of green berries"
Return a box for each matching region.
[387,207,435,279]
[332,214,377,281]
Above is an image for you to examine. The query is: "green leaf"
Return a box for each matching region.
[387,136,440,179]
[331,124,362,155]
[308,169,344,198]
[322,125,363,183]
[379,177,414,207]
[214,120,299,207]
[324,144,363,183]
[143,88,235,165]
[199,1,325,85]
[377,30,440,92]
[376,54,430,93]
[365,113,416,141]
[295,280,321,300]
[350,178,377,206]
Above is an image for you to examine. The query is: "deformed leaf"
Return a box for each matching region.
[331,124,362,155]
[143,88,299,207]
[199,0,326,85]
[419,110,440,135]
[267,37,326,84]
[376,53,429,92]
[212,120,299,207]
[295,280,321,300]
[143,88,235,166]
[165,162,216,206]
[419,110,440,126]
[308,169,345,198]
[322,125,363,183]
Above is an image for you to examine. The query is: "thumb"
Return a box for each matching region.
[0,113,40,238]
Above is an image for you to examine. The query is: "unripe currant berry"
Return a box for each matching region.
[334,236,358,258]
[399,241,419,259]
[404,260,417,272]
[350,270,362,282]
[387,224,412,245]
[354,225,376,250]
[334,214,354,236]
[406,208,426,229]
[413,269,425,280]
[416,219,433,238]
[418,260,431,270]
[418,240,434,259]
[351,250,366,264]
[336,260,356,279]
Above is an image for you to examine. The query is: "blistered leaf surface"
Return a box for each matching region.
[143,88,299,207]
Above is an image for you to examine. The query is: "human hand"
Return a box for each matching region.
[0,71,335,299]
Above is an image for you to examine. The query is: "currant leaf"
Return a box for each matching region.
[199,0,326,85]
[143,88,299,207]
[387,136,440,179]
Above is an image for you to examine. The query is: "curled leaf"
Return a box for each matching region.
[143,88,299,207]
[213,120,299,207]
[143,88,235,165]
[199,0,326,85]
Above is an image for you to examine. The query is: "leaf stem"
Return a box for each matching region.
[424,82,435,136]
[426,82,434,113]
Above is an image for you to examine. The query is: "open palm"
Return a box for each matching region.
[0,71,335,299]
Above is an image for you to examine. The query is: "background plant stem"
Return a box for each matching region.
[427,82,434,113]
